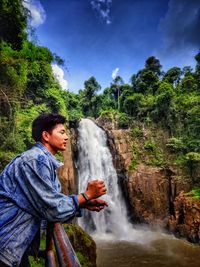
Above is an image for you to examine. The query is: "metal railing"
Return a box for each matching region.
[45,223,81,267]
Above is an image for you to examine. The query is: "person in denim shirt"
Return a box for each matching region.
[0,113,107,267]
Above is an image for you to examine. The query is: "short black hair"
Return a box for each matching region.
[32,113,66,142]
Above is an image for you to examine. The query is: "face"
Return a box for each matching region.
[42,123,68,154]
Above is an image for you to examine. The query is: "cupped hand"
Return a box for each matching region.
[85,179,107,199]
[85,199,108,212]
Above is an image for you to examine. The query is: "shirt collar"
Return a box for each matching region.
[34,142,64,169]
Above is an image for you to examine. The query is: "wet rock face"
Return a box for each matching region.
[127,165,191,227]
[57,132,77,195]
[168,193,200,243]
[127,165,170,226]
[96,118,199,243]
[107,129,133,172]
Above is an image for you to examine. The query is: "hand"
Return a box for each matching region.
[85,199,108,212]
[85,180,107,199]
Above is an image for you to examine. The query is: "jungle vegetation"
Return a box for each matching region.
[0,0,199,197]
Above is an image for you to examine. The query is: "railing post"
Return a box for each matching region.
[45,223,57,267]
[53,223,81,267]
[45,222,81,267]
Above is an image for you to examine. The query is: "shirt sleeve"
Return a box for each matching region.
[14,158,82,222]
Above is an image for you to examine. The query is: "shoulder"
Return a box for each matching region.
[20,143,62,171]
[21,146,50,165]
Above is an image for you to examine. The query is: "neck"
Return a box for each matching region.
[41,141,57,155]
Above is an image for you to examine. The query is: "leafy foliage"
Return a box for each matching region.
[0,0,27,50]
[81,76,101,117]
[190,188,200,199]
[0,0,199,187]
[0,1,69,169]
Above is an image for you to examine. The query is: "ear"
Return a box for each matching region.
[41,131,50,143]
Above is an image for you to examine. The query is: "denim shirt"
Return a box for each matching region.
[0,142,81,267]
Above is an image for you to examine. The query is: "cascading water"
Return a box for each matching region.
[77,118,133,239]
[76,119,200,267]
[77,119,173,243]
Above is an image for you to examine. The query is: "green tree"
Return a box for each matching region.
[81,76,101,117]
[163,67,182,87]
[99,87,116,112]
[135,69,160,94]
[133,57,162,95]
[178,75,197,92]
[66,91,83,121]
[185,152,200,183]
[110,76,124,110]
[182,66,193,76]
[130,74,137,91]
[0,0,27,50]
[151,82,177,133]
[123,93,144,117]
[194,51,200,90]
[145,56,162,76]
[118,84,133,112]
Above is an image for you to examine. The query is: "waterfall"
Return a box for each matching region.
[77,118,133,239]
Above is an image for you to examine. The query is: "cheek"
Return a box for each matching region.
[56,135,64,144]
[50,135,61,145]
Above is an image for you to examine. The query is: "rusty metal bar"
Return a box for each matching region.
[45,223,57,267]
[45,222,81,267]
[46,250,57,267]
[46,223,54,251]
[53,223,81,267]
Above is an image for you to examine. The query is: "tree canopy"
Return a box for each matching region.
[0,1,199,190]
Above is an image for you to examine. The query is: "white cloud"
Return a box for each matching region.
[23,0,46,27]
[90,0,112,25]
[51,64,68,90]
[112,67,119,79]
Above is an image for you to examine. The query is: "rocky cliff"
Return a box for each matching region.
[168,192,200,243]
[96,117,200,244]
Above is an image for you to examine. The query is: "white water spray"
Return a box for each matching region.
[77,119,178,245]
[77,119,135,239]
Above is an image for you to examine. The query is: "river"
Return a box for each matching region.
[95,232,200,267]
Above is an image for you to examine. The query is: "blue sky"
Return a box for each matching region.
[25,0,200,92]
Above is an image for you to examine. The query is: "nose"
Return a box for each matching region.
[64,133,69,141]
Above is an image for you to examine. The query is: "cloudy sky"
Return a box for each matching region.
[25,0,200,91]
